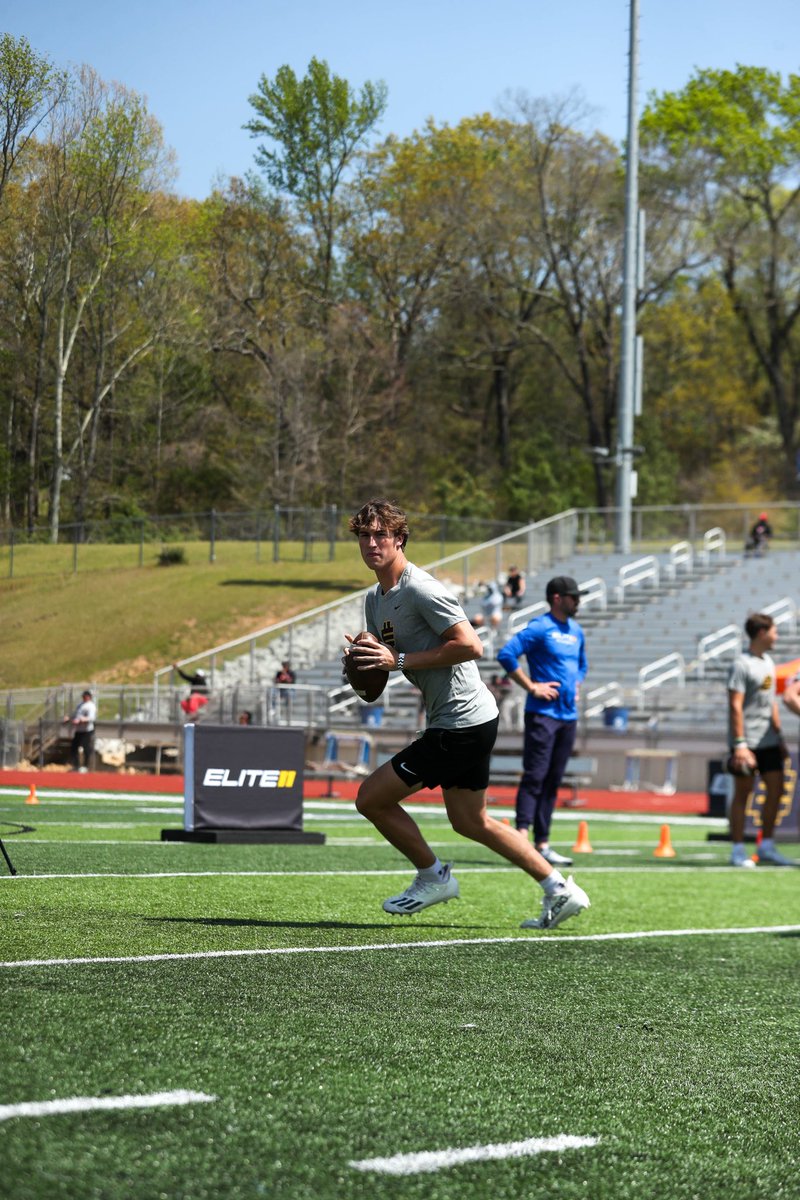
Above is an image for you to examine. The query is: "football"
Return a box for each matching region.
[726,753,753,777]
[344,631,388,704]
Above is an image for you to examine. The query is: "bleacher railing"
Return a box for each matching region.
[695,625,742,680]
[666,540,693,578]
[637,653,685,705]
[615,556,659,603]
[700,527,726,563]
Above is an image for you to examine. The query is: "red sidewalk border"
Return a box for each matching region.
[0,768,709,816]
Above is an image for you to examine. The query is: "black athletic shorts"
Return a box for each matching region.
[753,744,785,775]
[391,717,499,792]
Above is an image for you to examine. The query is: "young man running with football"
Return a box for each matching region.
[345,498,590,930]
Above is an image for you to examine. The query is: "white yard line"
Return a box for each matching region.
[0,863,756,881]
[0,789,182,803]
[8,840,184,846]
[0,1090,216,1122]
[350,1133,600,1175]
[0,791,727,828]
[1,925,797,970]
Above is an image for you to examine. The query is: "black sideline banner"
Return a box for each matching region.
[744,749,800,841]
[161,724,324,843]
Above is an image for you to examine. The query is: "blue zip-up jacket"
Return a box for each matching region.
[496,612,588,721]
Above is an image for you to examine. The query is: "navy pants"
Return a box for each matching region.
[515,712,577,843]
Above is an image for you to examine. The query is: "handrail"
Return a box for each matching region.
[578,577,608,611]
[508,601,548,635]
[701,527,726,563]
[694,625,741,679]
[615,555,659,604]
[638,652,685,700]
[762,596,797,633]
[583,681,624,718]
[666,540,693,578]
[326,670,412,717]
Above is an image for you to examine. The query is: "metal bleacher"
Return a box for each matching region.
[474,541,800,743]
[162,520,798,749]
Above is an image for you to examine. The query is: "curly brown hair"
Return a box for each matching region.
[348,499,409,548]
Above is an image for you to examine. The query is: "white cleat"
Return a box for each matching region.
[730,847,757,869]
[520,876,590,931]
[382,864,460,915]
[539,847,574,867]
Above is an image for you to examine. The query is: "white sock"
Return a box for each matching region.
[541,870,565,896]
[418,858,445,882]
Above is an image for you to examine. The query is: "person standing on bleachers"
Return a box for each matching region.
[173,663,210,719]
[496,576,588,866]
[727,613,791,867]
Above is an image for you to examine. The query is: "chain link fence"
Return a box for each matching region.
[0,507,520,580]
[2,503,799,581]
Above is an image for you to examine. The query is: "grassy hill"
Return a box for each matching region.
[0,541,373,690]
[0,539,464,690]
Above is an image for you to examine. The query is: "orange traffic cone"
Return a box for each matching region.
[654,824,676,858]
[572,820,593,853]
[751,830,763,864]
[25,784,38,805]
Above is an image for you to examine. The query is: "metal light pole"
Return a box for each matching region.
[615,0,640,553]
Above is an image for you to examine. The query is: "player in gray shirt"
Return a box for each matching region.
[726,612,791,867]
[345,499,591,929]
[365,563,497,730]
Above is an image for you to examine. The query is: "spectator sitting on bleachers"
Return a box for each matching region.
[480,580,504,631]
[502,565,526,609]
[745,512,772,557]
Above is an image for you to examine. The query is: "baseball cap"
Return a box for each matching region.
[546,575,584,600]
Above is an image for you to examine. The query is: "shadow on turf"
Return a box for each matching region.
[145,916,488,931]
[220,578,361,590]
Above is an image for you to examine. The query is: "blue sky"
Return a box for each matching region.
[6,1,799,199]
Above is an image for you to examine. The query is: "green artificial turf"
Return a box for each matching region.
[0,792,798,1199]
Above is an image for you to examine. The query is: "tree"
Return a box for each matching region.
[641,67,800,492]
[200,177,320,503]
[245,57,387,305]
[640,276,760,499]
[38,66,173,537]
[0,33,66,209]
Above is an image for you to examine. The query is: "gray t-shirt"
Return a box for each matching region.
[365,563,498,730]
[727,651,778,750]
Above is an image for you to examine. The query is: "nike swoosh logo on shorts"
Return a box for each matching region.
[399,762,416,776]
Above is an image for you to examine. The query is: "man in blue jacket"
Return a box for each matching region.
[497,576,588,865]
